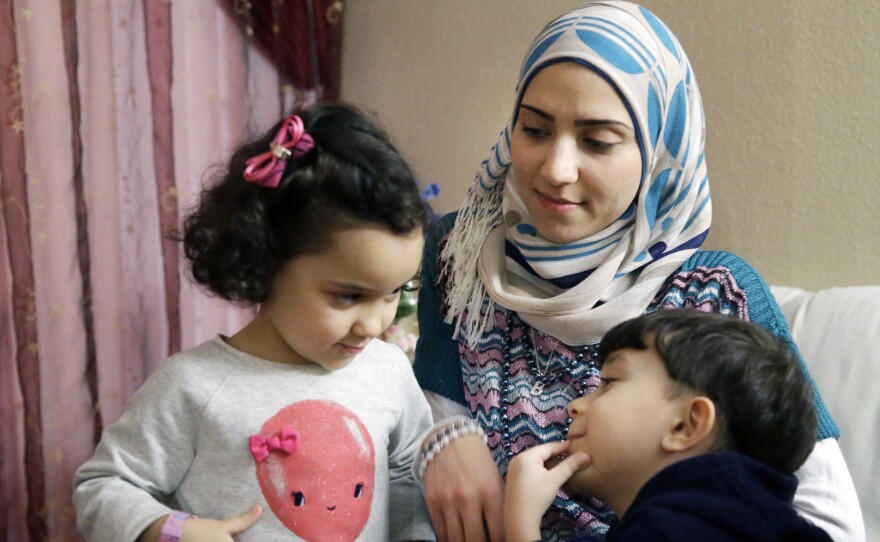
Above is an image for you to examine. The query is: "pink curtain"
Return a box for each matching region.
[224,0,344,101]
[0,1,341,540]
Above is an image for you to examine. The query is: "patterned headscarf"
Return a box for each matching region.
[442,1,711,346]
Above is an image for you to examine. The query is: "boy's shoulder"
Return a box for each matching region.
[615,453,831,541]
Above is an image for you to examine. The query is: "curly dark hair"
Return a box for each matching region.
[598,308,818,475]
[181,102,428,304]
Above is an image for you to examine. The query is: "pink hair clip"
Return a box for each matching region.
[249,425,299,462]
[243,115,315,188]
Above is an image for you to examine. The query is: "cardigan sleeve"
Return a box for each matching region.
[680,250,838,439]
[412,213,467,406]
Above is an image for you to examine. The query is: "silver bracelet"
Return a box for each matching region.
[414,416,487,482]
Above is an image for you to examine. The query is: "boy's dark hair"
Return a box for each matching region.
[182,102,428,304]
[598,309,817,475]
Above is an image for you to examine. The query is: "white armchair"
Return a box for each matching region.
[771,285,880,541]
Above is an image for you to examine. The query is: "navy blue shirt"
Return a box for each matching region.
[538,452,831,542]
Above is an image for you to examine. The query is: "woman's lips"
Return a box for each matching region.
[536,191,581,213]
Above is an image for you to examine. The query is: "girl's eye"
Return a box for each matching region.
[599,377,617,388]
[291,491,306,506]
[354,483,364,498]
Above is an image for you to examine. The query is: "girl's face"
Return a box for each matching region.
[233,224,423,369]
[564,346,684,515]
[510,62,642,244]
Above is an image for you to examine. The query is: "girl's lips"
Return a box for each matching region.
[339,343,367,355]
[536,191,581,213]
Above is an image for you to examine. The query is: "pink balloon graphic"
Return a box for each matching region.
[253,400,375,541]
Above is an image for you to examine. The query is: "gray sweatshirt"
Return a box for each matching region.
[74,336,435,542]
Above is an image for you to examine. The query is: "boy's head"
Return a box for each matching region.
[564,309,817,515]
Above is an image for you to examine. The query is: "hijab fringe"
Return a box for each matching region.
[440,179,504,348]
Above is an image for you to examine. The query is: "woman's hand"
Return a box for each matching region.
[423,434,505,542]
[138,505,263,542]
[503,441,590,542]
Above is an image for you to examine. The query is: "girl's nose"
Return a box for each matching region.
[352,305,393,339]
[352,313,382,339]
[542,139,579,186]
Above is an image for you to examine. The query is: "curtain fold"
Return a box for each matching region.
[0,0,341,540]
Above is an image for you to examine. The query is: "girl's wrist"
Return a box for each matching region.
[159,510,196,542]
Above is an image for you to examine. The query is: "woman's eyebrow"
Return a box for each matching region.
[519,103,632,131]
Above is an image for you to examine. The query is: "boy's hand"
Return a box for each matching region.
[139,505,263,542]
[503,441,590,542]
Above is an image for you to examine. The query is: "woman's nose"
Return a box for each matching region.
[542,139,579,185]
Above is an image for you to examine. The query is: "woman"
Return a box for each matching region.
[412,2,863,541]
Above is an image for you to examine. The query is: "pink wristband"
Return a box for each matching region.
[159,510,194,542]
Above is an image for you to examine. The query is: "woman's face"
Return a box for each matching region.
[510,62,642,244]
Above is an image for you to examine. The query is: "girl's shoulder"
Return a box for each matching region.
[357,338,414,375]
[161,337,243,377]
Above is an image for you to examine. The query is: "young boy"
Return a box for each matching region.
[504,309,832,541]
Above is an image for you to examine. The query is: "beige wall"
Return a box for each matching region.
[340,1,880,290]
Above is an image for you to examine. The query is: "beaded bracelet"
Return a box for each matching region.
[414,416,487,482]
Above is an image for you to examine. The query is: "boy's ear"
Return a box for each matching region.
[660,396,716,453]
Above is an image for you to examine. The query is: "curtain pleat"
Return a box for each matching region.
[0,4,44,539]
[14,1,94,537]
[0,0,337,539]
[61,0,103,450]
[143,0,181,359]
[78,0,130,431]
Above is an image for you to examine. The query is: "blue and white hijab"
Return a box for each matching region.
[442,1,711,347]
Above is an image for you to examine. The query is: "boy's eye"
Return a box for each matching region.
[335,293,359,304]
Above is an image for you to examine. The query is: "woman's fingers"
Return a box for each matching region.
[481,486,506,542]
[424,433,504,541]
[443,506,466,542]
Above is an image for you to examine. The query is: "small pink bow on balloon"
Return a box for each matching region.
[249,425,299,462]
[243,114,315,188]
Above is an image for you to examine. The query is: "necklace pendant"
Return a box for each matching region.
[530,381,545,396]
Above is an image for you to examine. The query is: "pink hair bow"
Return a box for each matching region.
[243,114,315,188]
[249,425,299,462]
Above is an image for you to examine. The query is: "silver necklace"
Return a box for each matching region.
[529,329,560,396]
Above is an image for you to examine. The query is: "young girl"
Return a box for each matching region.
[74,103,436,542]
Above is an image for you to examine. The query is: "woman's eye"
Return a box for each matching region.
[291,491,306,506]
[521,125,548,138]
[584,139,614,152]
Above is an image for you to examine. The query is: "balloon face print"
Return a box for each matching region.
[252,400,375,541]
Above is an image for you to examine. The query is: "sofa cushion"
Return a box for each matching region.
[771,285,880,541]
